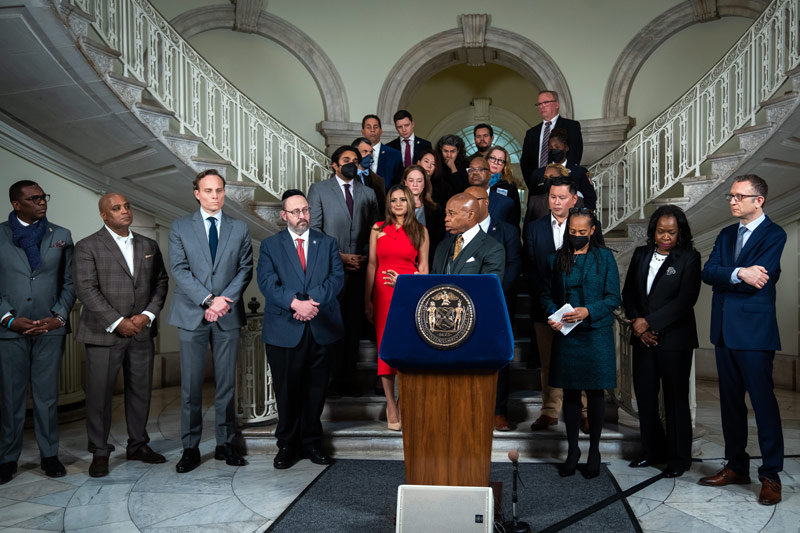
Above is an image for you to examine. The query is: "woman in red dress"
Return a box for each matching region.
[365,185,429,430]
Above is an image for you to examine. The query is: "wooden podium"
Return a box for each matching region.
[380,275,514,488]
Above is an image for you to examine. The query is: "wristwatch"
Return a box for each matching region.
[202,295,215,309]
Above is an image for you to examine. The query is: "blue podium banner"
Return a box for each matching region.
[378,274,514,370]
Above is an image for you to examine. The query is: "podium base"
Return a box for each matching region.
[399,369,497,487]
[502,520,531,533]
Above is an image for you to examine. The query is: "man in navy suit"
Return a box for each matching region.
[387,110,432,168]
[520,90,583,182]
[525,128,595,210]
[466,186,521,431]
[362,114,403,187]
[467,156,516,226]
[258,190,344,470]
[699,174,786,506]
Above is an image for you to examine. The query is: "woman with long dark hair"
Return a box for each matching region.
[365,185,429,430]
[435,134,469,194]
[402,165,444,270]
[543,207,620,478]
[622,204,700,478]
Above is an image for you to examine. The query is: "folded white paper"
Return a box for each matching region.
[548,303,583,336]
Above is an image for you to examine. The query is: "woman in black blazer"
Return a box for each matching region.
[622,205,701,478]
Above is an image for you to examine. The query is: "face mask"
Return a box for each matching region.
[550,149,566,163]
[360,153,373,169]
[569,234,590,250]
[340,162,358,180]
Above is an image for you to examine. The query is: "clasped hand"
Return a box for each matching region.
[628,317,658,347]
[11,316,62,336]
[340,253,367,272]
[204,296,233,323]
[291,297,320,322]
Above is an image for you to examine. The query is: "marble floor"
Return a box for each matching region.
[0,380,797,532]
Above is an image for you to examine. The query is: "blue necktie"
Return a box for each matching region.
[734,225,747,262]
[208,217,218,262]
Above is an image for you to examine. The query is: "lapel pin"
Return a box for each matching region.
[313,240,317,244]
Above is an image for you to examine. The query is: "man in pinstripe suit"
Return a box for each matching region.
[73,193,169,477]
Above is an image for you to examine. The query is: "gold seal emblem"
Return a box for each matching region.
[415,284,476,349]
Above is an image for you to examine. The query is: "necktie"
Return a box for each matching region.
[344,183,354,217]
[208,217,218,262]
[734,225,747,262]
[453,235,464,260]
[403,139,412,167]
[296,238,306,272]
[539,121,552,168]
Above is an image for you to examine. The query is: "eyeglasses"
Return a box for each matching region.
[466,168,490,174]
[23,194,50,204]
[724,193,761,202]
[536,100,557,107]
[283,207,311,217]
[487,156,506,165]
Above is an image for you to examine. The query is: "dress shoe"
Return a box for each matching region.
[215,444,247,466]
[175,448,201,474]
[559,451,580,477]
[628,456,666,468]
[273,447,298,469]
[0,462,17,484]
[386,407,402,431]
[89,455,109,478]
[662,468,685,478]
[530,414,558,431]
[580,416,590,435]
[303,446,332,466]
[40,456,66,478]
[698,465,751,487]
[494,414,512,432]
[582,467,601,479]
[583,451,601,479]
[127,445,166,464]
[758,478,782,506]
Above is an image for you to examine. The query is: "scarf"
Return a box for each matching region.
[489,173,502,188]
[8,211,48,271]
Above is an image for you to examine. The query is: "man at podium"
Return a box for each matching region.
[431,193,505,278]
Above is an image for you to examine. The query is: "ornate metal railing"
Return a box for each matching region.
[68,0,330,197]
[590,0,800,231]
[235,315,278,424]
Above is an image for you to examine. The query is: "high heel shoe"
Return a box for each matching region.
[559,451,580,477]
[583,450,601,479]
[386,408,401,431]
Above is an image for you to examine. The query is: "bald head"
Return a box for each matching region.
[464,186,489,222]
[444,193,478,235]
[99,193,133,236]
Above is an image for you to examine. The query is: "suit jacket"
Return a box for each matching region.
[361,169,386,219]
[308,176,379,257]
[431,229,505,282]
[701,216,786,351]
[423,203,446,270]
[257,229,345,348]
[374,143,404,188]
[541,247,620,330]
[0,220,75,339]
[485,217,522,299]
[492,181,521,228]
[167,210,253,331]
[525,162,596,210]
[387,136,432,167]
[622,245,701,350]
[520,116,584,180]
[73,228,169,345]
[489,189,517,227]
[524,213,558,306]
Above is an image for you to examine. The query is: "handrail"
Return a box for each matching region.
[68,0,330,198]
[589,0,800,231]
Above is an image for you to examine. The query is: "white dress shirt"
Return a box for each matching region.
[401,134,416,162]
[201,208,222,238]
[731,212,766,284]
[478,214,492,234]
[104,226,155,332]
[460,222,482,249]
[646,251,667,295]
[550,213,567,250]
[371,143,381,173]
[289,227,310,264]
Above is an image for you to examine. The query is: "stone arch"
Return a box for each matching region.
[602,0,767,118]
[170,5,349,122]
[377,27,573,125]
[428,106,530,151]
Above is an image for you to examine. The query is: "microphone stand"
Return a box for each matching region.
[503,452,530,533]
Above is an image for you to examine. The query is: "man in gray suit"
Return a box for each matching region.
[307,145,379,397]
[73,193,169,477]
[257,190,344,469]
[0,180,76,484]
[168,170,254,473]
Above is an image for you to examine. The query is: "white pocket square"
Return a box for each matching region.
[466,257,476,263]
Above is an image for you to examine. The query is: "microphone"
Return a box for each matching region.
[503,449,531,533]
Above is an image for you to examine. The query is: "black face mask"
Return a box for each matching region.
[569,234,590,250]
[340,162,358,180]
[550,149,566,163]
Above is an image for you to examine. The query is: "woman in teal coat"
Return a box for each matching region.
[541,208,620,478]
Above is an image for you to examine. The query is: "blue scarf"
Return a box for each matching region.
[489,173,502,188]
[8,211,48,271]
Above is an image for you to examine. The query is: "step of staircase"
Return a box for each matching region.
[761,91,798,124]
[733,122,774,152]
[707,149,746,177]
